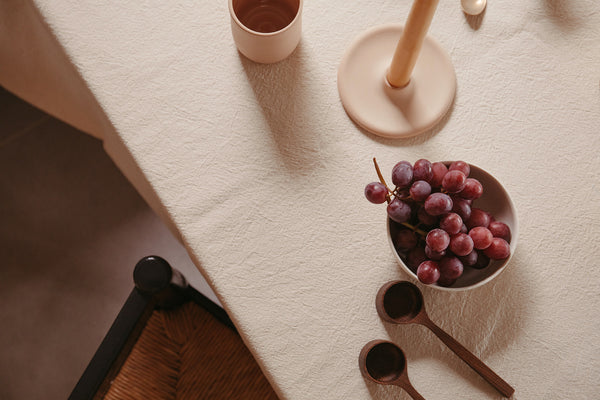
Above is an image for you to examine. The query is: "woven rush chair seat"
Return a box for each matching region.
[71,256,278,400]
[104,301,277,400]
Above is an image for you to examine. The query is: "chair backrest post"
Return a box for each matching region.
[133,256,189,309]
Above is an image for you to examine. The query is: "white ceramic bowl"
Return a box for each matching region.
[387,163,518,291]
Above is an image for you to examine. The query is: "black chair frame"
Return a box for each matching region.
[69,256,234,400]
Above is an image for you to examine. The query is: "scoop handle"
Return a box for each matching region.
[420,317,515,398]
[395,380,426,400]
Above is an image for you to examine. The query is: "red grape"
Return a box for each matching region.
[364,182,388,204]
[472,250,491,269]
[430,162,448,188]
[417,206,438,226]
[391,161,413,188]
[413,159,433,182]
[387,198,412,223]
[437,275,457,287]
[459,250,478,267]
[417,261,440,284]
[442,170,467,193]
[425,245,446,260]
[449,160,470,177]
[466,208,491,229]
[484,238,511,260]
[439,212,463,235]
[459,178,483,200]
[439,256,464,280]
[395,229,418,251]
[406,247,427,269]
[426,228,450,252]
[449,233,474,256]
[451,197,472,221]
[469,226,493,250]
[488,221,512,243]
[424,193,453,216]
[409,180,432,202]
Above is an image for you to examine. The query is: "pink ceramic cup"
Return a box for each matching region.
[229,0,302,64]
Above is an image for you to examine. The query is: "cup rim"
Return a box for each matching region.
[228,0,303,37]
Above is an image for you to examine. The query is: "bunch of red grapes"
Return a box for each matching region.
[364,159,512,287]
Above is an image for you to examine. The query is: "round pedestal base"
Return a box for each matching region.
[338,24,456,139]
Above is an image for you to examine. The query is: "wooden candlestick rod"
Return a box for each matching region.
[387,0,440,88]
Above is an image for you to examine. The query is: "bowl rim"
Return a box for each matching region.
[386,162,518,291]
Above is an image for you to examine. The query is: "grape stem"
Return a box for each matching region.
[393,188,410,200]
[401,222,427,237]
[373,157,427,237]
[373,158,392,203]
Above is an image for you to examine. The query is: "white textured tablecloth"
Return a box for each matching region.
[8,0,600,398]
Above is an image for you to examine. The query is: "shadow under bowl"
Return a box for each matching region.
[387,163,518,291]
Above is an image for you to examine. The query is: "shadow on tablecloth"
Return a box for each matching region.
[240,42,326,174]
[379,246,530,398]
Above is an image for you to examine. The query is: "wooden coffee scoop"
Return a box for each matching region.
[376,280,515,398]
[359,340,426,400]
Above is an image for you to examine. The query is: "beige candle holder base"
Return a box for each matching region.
[338,24,456,139]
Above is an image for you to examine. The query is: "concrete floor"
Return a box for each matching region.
[0,87,218,399]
